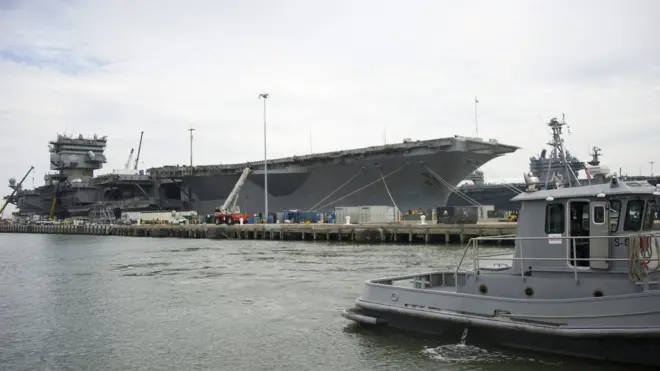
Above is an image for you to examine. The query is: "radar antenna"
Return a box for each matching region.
[588,146,602,166]
[542,114,581,189]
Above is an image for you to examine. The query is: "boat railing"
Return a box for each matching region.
[455,233,660,288]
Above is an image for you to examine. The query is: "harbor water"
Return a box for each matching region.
[0,234,645,371]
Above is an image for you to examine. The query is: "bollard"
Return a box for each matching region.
[345,216,351,225]
[239,218,244,225]
[420,215,426,225]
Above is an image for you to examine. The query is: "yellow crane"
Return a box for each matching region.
[48,169,64,220]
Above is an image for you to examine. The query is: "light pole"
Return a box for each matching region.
[258,93,269,222]
[188,125,195,166]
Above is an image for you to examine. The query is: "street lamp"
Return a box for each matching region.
[258,93,269,222]
[188,125,195,167]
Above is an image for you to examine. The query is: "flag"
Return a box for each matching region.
[475,97,479,103]
[585,167,592,180]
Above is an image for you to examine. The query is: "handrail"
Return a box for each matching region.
[454,232,660,289]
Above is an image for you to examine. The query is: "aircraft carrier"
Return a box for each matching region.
[148,136,520,215]
[3,133,188,218]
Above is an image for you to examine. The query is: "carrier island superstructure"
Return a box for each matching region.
[148,137,520,215]
[4,133,187,219]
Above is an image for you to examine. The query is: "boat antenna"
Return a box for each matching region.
[543,115,580,189]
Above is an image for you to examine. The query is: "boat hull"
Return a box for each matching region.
[9,181,186,217]
[344,303,660,367]
[183,150,503,214]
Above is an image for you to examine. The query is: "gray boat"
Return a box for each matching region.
[342,118,660,367]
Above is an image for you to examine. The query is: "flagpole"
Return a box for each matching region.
[474,96,479,137]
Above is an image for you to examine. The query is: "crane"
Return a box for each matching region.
[213,167,252,224]
[125,148,134,170]
[134,131,144,170]
[0,166,34,218]
[48,169,64,220]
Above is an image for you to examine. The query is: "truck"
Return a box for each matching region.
[213,167,253,225]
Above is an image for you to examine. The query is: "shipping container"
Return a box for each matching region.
[336,206,398,224]
[358,206,399,224]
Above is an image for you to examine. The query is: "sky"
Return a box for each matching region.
[1,0,659,217]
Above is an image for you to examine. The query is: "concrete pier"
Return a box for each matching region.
[3,221,659,244]
[0,222,519,245]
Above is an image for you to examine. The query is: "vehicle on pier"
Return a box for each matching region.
[213,167,252,225]
[342,117,660,367]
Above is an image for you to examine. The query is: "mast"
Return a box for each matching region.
[543,115,580,188]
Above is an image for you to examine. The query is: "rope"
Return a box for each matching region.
[308,171,362,211]
[379,169,402,216]
[628,234,660,282]
[424,165,482,206]
[314,167,404,211]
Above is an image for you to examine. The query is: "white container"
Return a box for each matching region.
[357,205,398,224]
[336,205,398,224]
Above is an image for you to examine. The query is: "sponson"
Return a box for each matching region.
[342,173,660,367]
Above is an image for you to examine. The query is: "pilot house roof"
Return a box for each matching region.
[511,179,660,202]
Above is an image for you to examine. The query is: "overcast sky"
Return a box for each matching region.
[1,0,659,215]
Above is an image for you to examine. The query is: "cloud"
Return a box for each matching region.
[1,0,659,215]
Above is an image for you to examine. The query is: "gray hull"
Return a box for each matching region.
[10,179,186,217]
[344,268,660,367]
[347,305,660,367]
[180,142,516,214]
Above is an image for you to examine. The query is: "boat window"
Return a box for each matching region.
[593,205,605,224]
[642,200,657,231]
[623,200,645,231]
[609,199,621,233]
[545,203,564,234]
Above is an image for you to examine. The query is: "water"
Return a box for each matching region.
[0,234,641,370]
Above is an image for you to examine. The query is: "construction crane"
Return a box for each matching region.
[0,166,34,218]
[134,131,144,170]
[125,148,134,170]
[213,167,252,224]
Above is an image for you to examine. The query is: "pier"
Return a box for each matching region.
[0,222,519,245]
[4,221,659,244]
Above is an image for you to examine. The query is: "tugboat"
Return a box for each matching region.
[342,117,660,367]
